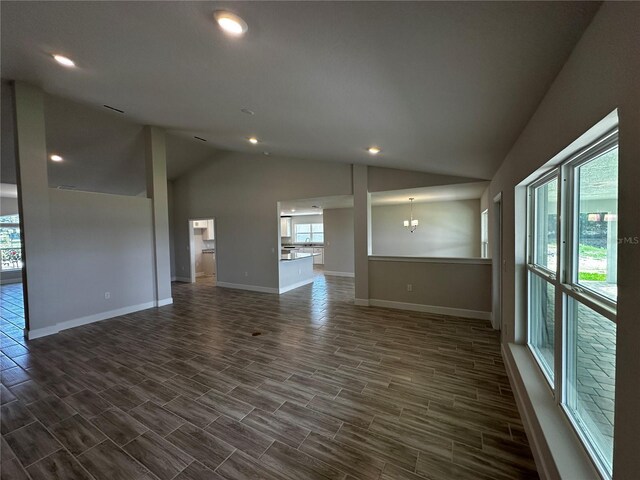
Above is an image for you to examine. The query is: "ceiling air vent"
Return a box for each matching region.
[103,105,124,114]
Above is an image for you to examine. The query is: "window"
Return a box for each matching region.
[294,223,323,243]
[480,209,488,258]
[0,214,23,271]
[528,174,559,384]
[527,129,618,477]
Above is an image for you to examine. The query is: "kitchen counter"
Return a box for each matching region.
[280,252,319,261]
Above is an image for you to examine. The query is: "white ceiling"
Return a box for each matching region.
[370,181,489,206]
[0,1,599,180]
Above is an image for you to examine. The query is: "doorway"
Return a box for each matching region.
[188,219,216,286]
[492,192,503,332]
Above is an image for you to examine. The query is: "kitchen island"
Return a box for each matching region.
[279,252,317,293]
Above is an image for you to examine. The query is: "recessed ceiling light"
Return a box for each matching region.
[241,108,255,115]
[367,146,381,155]
[291,209,296,212]
[52,54,75,67]
[50,154,63,162]
[263,151,271,156]
[248,137,259,144]
[214,11,248,36]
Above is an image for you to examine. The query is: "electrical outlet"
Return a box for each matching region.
[407,284,413,292]
[104,292,111,299]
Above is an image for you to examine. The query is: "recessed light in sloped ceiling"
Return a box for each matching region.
[214,11,248,37]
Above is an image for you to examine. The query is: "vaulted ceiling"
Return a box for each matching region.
[1,1,599,180]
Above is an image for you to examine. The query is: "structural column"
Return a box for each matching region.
[144,126,172,306]
[12,82,55,337]
[353,164,371,305]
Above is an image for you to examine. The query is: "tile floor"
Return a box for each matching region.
[1,277,538,479]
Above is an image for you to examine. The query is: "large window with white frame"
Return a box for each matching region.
[527,129,618,478]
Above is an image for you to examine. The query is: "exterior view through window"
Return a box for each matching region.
[0,214,22,271]
[527,129,618,477]
[294,223,324,243]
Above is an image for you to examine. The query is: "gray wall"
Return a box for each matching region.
[372,199,481,258]
[323,208,354,275]
[488,3,640,477]
[172,152,352,290]
[48,189,156,325]
[369,259,491,314]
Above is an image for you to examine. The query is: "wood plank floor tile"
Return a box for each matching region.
[173,461,225,480]
[0,276,537,479]
[78,439,150,480]
[241,409,310,448]
[4,421,62,467]
[275,400,342,436]
[50,414,106,455]
[124,430,193,480]
[165,424,234,472]
[163,395,220,429]
[1,458,30,480]
[215,450,286,480]
[1,400,35,435]
[299,431,385,480]
[261,440,346,480]
[27,449,94,480]
[90,408,148,446]
[334,423,419,471]
[129,401,186,436]
[206,414,273,458]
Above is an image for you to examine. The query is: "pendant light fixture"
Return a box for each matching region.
[403,198,419,233]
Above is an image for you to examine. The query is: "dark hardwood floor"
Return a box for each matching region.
[0,275,538,479]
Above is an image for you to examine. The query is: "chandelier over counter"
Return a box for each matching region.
[403,197,419,233]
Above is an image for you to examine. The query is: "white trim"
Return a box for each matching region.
[368,298,491,320]
[174,276,191,283]
[157,297,173,307]
[368,256,491,265]
[24,325,58,340]
[354,298,370,307]
[502,343,601,480]
[279,278,314,294]
[323,271,355,278]
[26,301,157,340]
[216,281,279,294]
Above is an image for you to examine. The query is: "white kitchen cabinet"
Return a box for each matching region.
[280,217,292,237]
[313,247,324,265]
[203,219,215,240]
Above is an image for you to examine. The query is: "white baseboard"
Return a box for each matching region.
[279,278,314,294]
[216,282,279,294]
[174,276,191,283]
[354,298,370,306]
[157,297,173,307]
[323,271,355,278]
[26,301,157,340]
[368,298,491,320]
[502,343,600,480]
